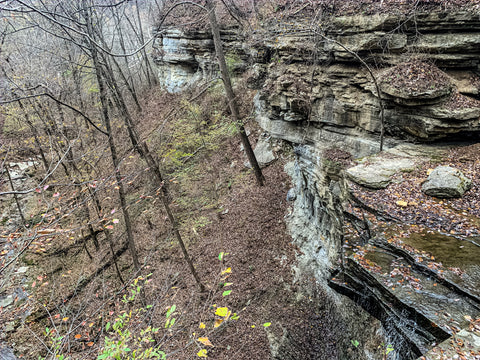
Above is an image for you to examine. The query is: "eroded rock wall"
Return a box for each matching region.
[153,12,480,358]
[153,9,480,264]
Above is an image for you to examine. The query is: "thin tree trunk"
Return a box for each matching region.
[18,99,49,172]
[97,61,205,290]
[85,6,141,273]
[87,184,124,284]
[134,0,157,87]
[104,79,205,291]
[205,0,264,186]
[143,142,205,292]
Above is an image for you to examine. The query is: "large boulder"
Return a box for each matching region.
[422,166,472,198]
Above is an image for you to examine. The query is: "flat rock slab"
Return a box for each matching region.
[0,294,14,308]
[15,267,28,274]
[347,157,416,189]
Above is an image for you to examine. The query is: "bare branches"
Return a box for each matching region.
[4,0,156,58]
[0,91,109,136]
[0,140,73,196]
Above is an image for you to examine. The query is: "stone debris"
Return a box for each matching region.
[0,346,17,360]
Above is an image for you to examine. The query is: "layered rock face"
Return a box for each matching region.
[153,11,480,359]
[154,12,480,155]
[153,10,480,261]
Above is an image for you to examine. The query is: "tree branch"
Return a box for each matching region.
[0,92,109,136]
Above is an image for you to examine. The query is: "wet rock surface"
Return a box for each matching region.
[336,142,480,359]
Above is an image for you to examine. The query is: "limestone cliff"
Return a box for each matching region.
[153,9,480,259]
[153,10,480,359]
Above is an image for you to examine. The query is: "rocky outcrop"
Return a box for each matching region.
[152,27,248,92]
[246,134,276,168]
[153,10,480,359]
[154,12,480,148]
[285,145,348,278]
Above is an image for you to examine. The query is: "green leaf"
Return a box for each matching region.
[105,322,111,331]
[166,305,176,319]
[218,252,224,261]
[222,290,232,297]
[351,339,359,348]
[262,322,271,327]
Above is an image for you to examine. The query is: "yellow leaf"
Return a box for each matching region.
[197,349,208,358]
[199,322,206,329]
[215,307,229,317]
[62,317,69,322]
[221,267,231,275]
[396,200,408,207]
[197,337,214,347]
[214,319,223,328]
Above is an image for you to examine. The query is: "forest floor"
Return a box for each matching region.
[2,84,479,359]
[0,95,349,360]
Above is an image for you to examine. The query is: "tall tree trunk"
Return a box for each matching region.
[205,0,264,186]
[102,70,205,291]
[96,55,205,290]
[142,141,205,292]
[85,5,141,273]
[134,0,157,87]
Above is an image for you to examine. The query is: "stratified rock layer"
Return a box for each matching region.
[154,12,480,151]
